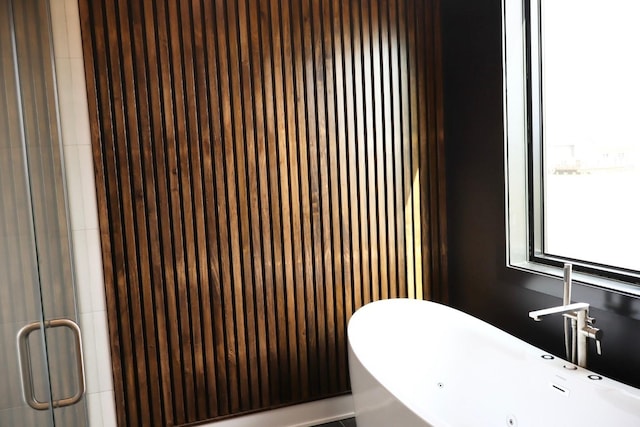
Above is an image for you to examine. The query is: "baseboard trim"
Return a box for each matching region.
[198,395,355,427]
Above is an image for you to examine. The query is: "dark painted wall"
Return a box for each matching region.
[441,0,640,388]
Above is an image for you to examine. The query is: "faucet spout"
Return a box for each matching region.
[528,266,602,368]
[529,301,600,368]
[528,302,590,322]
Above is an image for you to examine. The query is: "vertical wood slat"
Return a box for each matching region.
[422,0,448,302]
[79,0,447,425]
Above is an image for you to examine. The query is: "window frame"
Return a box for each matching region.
[502,0,640,296]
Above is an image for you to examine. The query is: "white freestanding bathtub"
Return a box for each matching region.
[347,298,640,427]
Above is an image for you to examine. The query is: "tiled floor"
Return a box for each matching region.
[313,417,357,427]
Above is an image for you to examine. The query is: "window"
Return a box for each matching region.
[503,0,640,293]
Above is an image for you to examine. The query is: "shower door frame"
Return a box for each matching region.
[1,0,89,425]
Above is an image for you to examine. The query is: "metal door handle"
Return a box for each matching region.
[17,318,86,410]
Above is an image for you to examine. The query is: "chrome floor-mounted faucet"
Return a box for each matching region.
[528,264,602,368]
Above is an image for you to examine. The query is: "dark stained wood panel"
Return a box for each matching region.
[79,0,447,425]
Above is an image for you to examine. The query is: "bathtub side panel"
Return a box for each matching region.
[348,342,432,427]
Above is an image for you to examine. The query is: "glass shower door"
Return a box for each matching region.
[0,0,88,425]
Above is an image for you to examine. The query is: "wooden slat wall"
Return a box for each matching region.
[79,0,446,425]
[420,0,448,302]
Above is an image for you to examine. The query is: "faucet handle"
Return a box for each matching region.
[583,325,603,355]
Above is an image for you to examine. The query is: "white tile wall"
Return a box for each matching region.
[49,0,117,425]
